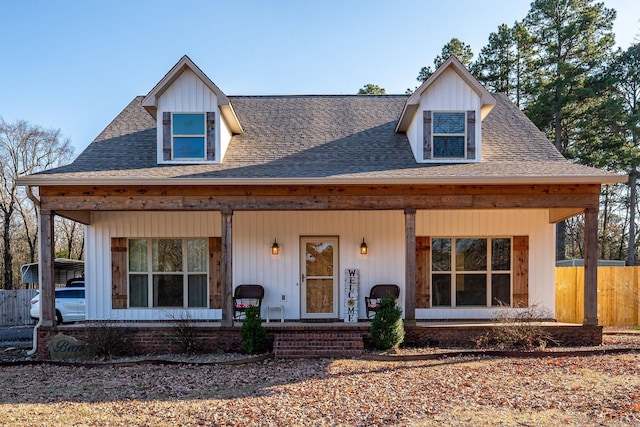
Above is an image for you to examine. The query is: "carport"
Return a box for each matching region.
[20,259,84,289]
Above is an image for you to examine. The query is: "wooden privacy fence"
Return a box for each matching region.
[556,267,640,326]
[0,290,37,326]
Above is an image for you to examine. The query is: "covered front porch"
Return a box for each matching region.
[31,182,603,357]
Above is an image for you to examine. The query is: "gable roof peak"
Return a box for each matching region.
[396,55,496,132]
[141,55,243,134]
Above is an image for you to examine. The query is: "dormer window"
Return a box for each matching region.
[173,113,205,159]
[143,57,243,165]
[162,111,216,162]
[423,110,476,161]
[433,112,466,159]
[396,56,493,163]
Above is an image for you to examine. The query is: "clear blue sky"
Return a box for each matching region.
[1,0,638,155]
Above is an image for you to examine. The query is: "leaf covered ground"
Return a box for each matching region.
[1,330,639,426]
[0,352,638,426]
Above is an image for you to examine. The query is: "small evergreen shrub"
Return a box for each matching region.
[370,294,404,350]
[240,306,266,354]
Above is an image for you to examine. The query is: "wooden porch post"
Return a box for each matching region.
[584,206,599,325]
[38,209,56,327]
[221,210,234,326]
[404,208,416,325]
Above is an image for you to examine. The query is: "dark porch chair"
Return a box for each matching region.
[233,284,264,319]
[365,284,400,319]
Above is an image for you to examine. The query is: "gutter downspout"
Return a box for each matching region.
[26,186,40,356]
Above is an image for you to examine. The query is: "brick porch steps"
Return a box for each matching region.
[273,330,364,359]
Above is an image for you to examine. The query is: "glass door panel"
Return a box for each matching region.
[301,237,339,318]
[305,279,334,313]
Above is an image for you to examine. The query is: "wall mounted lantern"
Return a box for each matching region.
[360,238,368,255]
[271,239,280,255]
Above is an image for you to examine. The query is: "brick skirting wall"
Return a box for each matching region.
[403,324,603,348]
[35,322,602,359]
[36,324,248,359]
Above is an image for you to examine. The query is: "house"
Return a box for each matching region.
[18,55,625,357]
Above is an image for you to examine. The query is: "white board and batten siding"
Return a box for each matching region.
[87,210,404,320]
[233,211,405,320]
[416,209,555,320]
[86,211,221,321]
[219,115,233,160]
[406,110,420,160]
[155,68,233,163]
[86,209,555,321]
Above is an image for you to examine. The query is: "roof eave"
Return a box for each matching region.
[395,104,418,133]
[220,104,243,134]
[17,174,628,187]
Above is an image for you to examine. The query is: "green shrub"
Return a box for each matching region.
[370,294,404,350]
[240,306,266,354]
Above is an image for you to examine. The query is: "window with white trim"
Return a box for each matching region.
[128,238,208,308]
[431,237,511,307]
[172,113,206,159]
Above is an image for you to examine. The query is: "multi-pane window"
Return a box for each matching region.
[172,113,205,159]
[128,238,208,308]
[432,112,466,159]
[432,237,511,307]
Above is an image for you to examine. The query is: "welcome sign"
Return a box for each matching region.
[344,269,359,323]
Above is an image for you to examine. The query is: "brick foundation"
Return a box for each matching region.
[36,323,248,359]
[34,322,602,359]
[404,324,603,348]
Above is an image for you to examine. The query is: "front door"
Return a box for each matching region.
[301,237,339,319]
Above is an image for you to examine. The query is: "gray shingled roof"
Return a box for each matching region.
[27,93,621,184]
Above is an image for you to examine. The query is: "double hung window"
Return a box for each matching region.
[432,112,466,159]
[128,238,208,308]
[432,237,512,307]
[423,110,476,161]
[172,113,206,160]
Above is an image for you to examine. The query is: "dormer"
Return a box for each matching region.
[396,56,496,163]
[141,55,243,164]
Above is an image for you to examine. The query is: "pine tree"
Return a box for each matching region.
[357,84,386,95]
[578,43,640,264]
[524,0,616,154]
[473,22,535,109]
[474,24,516,94]
[416,38,474,83]
[612,44,640,265]
[523,0,616,260]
